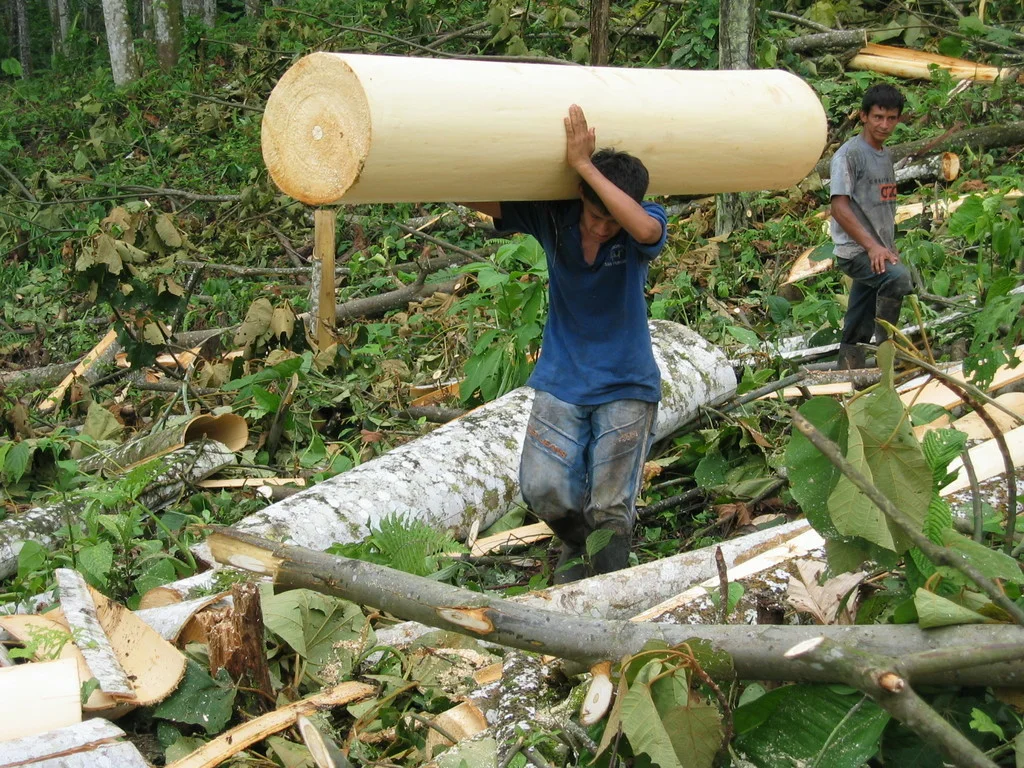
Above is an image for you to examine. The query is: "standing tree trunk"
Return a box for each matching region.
[201,0,215,27]
[56,0,70,50]
[153,0,182,71]
[14,0,31,77]
[101,0,139,85]
[589,0,610,66]
[244,0,262,17]
[715,0,756,238]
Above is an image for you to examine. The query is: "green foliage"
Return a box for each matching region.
[154,660,237,734]
[328,513,467,578]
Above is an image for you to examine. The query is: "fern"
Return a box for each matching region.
[923,494,954,546]
[922,428,967,489]
[366,513,467,577]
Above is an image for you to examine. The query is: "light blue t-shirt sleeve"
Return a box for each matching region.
[637,202,668,261]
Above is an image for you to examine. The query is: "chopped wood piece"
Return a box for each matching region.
[0,718,124,766]
[425,701,488,756]
[23,741,150,768]
[138,570,220,609]
[899,348,1024,411]
[850,43,1024,84]
[135,593,230,644]
[55,570,135,700]
[198,477,306,489]
[944,424,1024,495]
[296,715,349,768]
[914,392,1024,441]
[470,522,552,557]
[0,658,81,742]
[38,329,118,414]
[167,681,376,768]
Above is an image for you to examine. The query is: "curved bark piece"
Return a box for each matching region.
[224,321,736,551]
[261,53,827,204]
[208,527,1024,688]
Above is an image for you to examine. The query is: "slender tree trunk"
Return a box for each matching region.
[14,0,31,77]
[153,0,182,71]
[138,0,153,41]
[202,0,215,27]
[715,0,756,238]
[589,0,610,66]
[244,0,262,17]
[101,0,140,85]
[56,0,70,49]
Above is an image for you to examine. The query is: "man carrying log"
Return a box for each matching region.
[830,83,913,370]
[467,105,667,583]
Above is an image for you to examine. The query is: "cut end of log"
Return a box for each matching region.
[941,152,960,182]
[262,52,372,205]
[877,670,906,693]
[580,660,614,727]
[207,531,285,576]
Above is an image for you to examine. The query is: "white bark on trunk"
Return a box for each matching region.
[25,741,151,768]
[153,0,181,71]
[201,0,215,27]
[224,321,736,551]
[894,152,961,185]
[15,0,31,77]
[56,0,70,48]
[100,0,139,86]
[0,719,124,765]
[261,52,828,205]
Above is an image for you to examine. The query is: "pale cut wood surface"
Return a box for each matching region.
[470,522,552,556]
[0,658,81,742]
[55,569,136,700]
[39,329,118,414]
[261,52,828,204]
[944,424,1024,496]
[850,43,1024,84]
[914,392,1024,442]
[22,741,150,768]
[134,593,230,644]
[167,681,375,768]
[899,348,1024,411]
[0,718,123,766]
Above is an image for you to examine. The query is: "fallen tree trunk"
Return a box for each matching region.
[220,321,736,551]
[850,43,1024,84]
[208,528,1024,688]
[895,152,960,186]
[815,122,1024,178]
[0,440,236,581]
[781,29,867,52]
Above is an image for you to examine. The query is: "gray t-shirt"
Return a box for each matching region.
[828,134,897,260]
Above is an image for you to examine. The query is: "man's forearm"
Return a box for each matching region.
[831,197,881,253]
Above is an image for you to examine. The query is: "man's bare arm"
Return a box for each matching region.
[831,195,898,274]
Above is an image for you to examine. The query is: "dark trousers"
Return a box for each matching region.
[837,252,913,345]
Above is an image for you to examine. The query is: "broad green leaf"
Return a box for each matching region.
[909,403,949,427]
[662,701,722,768]
[914,588,996,628]
[261,588,365,675]
[620,684,683,768]
[725,325,760,348]
[17,540,48,579]
[940,529,1024,584]
[969,708,1005,740]
[266,736,316,768]
[694,453,729,490]
[77,541,114,588]
[787,397,848,537]
[735,684,889,767]
[82,402,123,442]
[4,440,32,483]
[154,660,236,733]
[586,528,614,558]
[134,558,178,597]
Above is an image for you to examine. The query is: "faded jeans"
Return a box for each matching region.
[837,251,913,345]
[519,390,658,541]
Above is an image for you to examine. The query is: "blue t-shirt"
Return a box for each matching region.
[495,199,668,405]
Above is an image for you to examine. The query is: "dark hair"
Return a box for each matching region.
[580,148,650,212]
[861,84,905,115]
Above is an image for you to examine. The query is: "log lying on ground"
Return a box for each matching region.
[208,528,1024,687]
[375,519,812,649]
[850,43,1024,84]
[222,321,736,551]
[0,440,236,581]
[261,52,826,204]
[782,28,867,52]
[895,152,960,186]
[0,719,125,766]
[0,658,81,742]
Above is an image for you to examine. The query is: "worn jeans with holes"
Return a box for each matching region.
[519,391,658,540]
[837,252,913,345]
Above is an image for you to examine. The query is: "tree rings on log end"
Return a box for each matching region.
[262,52,371,205]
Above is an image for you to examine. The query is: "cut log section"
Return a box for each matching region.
[898,347,1024,411]
[134,593,231,644]
[55,569,136,700]
[849,43,1024,84]
[19,741,150,768]
[166,681,376,768]
[220,321,736,552]
[261,52,827,204]
[943,424,1024,496]
[38,329,118,414]
[913,392,1024,441]
[0,718,124,766]
[894,152,960,186]
[0,658,81,742]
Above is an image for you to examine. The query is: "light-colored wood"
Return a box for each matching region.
[296,715,348,768]
[86,584,187,706]
[134,593,230,644]
[314,208,337,349]
[758,382,856,401]
[914,392,1024,441]
[470,522,553,557]
[849,43,1024,84]
[55,569,136,700]
[899,347,1024,411]
[22,741,150,768]
[0,718,123,766]
[0,658,81,742]
[38,330,118,414]
[0,614,130,716]
[943,424,1024,496]
[425,701,488,755]
[198,477,306,489]
[409,382,460,408]
[261,53,827,205]
[138,570,218,609]
[167,681,376,768]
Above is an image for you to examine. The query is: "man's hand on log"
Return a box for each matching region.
[565,104,596,173]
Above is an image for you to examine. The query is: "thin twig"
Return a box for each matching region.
[961,448,986,544]
[404,711,460,745]
[393,223,494,266]
[0,159,35,201]
[715,546,729,624]
[790,409,1024,626]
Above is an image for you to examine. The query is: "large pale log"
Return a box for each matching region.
[208,528,1024,688]
[223,321,736,550]
[849,43,1024,84]
[0,659,81,742]
[0,718,124,766]
[261,53,827,204]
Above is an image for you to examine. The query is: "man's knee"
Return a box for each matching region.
[880,265,913,298]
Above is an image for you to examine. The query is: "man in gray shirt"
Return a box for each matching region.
[829,83,913,369]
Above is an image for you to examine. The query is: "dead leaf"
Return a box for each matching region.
[361,429,383,444]
[786,560,866,625]
[714,502,753,528]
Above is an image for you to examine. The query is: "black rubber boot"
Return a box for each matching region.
[546,518,588,585]
[836,343,866,371]
[873,296,904,343]
[589,528,632,576]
